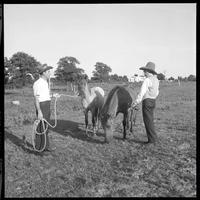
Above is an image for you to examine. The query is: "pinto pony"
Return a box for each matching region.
[77,79,105,135]
[100,85,134,143]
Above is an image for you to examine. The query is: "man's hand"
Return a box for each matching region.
[131,102,139,110]
[52,93,61,98]
[131,102,137,108]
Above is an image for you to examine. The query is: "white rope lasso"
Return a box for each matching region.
[32,93,79,152]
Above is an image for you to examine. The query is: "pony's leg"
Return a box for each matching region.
[85,110,89,135]
[104,120,114,143]
[126,109,130,130]
[130,109,133,133]
[96,117,99,131]
[123,112,128,139]
[97,115,100,131]
[92,111,98,135]
[96,108,101,132]
[133,109,137,125]
[97,108,101,130]
[92,115,96,134]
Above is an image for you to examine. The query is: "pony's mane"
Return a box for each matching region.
[101,86,121,118]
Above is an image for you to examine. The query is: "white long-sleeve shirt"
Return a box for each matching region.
[135,75,159,104]
[33,78,51,102]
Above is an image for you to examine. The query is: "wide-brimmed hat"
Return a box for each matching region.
[139,62,157,75]
[37,64,53,74]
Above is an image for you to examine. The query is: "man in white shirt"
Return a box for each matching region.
[131,62,159,144]
[33,64,56,152]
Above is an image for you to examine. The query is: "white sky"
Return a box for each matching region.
[4,3,196,79]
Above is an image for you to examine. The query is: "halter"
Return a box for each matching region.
[128,106,139,125]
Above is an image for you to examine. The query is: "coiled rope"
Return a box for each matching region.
[32,93,78,152]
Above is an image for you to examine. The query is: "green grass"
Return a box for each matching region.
[4,81,196,197]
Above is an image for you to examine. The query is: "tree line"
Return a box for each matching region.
[4,51,196,89]
[4,52,130,88]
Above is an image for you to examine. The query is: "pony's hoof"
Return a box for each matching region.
[104,139,109,143]
[105,136,113,143]
[93,133,97,138]
[85,130,89,136]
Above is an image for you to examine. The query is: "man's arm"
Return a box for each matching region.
[34,96,43,120]
[136,79,149,103]
[131,78,149,107]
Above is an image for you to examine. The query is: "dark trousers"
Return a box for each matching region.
[35,101,51,150]
[142,98,158,143]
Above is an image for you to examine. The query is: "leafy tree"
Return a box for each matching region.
[157,73,165,80]
[92,62,112,82]
[183,77,188,81]
[178,76,187,81]
[110,74,128,82]
[54,56,85,91]
[187,74,196,81]
[55,56,81,82]
[90,76,100,82]
[4,57,13,84]
[178,76,183,81]
[168,76,175,81]
[122,75,129,82]
[110,74,119,81]
[6,52,41,87]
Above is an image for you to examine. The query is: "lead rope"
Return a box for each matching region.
[128,106,139,125]
[32,93,79,152]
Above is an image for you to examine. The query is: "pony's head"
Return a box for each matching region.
[100,86,120,142]
[77,78,87,97]
[100,114,114,143]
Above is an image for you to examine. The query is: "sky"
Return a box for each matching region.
[4,3,196,79]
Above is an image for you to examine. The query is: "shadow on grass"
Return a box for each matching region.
[113,135,125,141]
[128,138,149,144]
[49,119,105,144]
[4,127,47,157]
[113,133,149,145]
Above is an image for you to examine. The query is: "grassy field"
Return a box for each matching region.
[4,81,196,197]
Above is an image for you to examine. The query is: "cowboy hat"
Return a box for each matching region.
[37,64,53,74]
[139,62,157,75]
